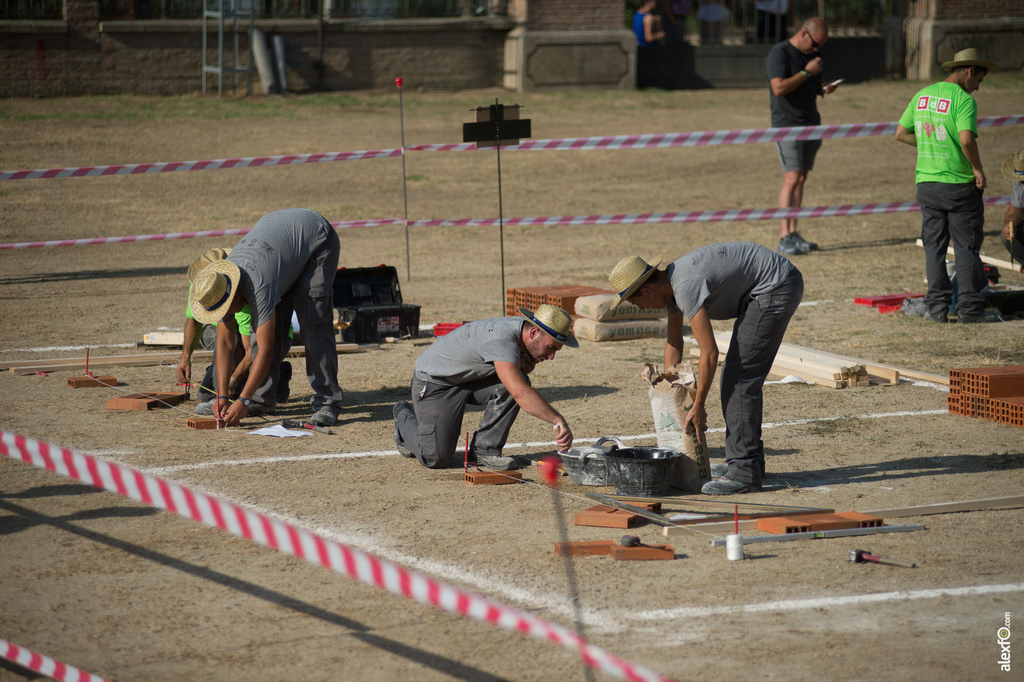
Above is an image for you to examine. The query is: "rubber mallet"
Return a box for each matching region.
[849,549,916,568]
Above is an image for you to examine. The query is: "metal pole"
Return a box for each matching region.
[397,78,411,281]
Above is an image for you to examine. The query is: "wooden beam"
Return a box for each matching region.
[863,495,1024,519]
[3,344,370,373]
[915,238,1022,274]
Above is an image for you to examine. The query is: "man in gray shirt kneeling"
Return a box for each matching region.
[393,305,577,470]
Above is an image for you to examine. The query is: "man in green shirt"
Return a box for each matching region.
[895,48,996,324]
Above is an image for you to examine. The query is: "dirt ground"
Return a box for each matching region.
[2,78,1023,682]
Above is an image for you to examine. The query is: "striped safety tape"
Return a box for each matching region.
[1,637,110,682]
[0,431,675,682]
[2,115,1020,181]
[0,197,1009,250]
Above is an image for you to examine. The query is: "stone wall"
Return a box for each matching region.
[905,0,1024,80]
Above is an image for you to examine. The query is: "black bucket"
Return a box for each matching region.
[604,447,682,497]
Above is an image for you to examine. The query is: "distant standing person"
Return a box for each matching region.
[755,0,788,43]
[659,0,690,47]
[634,0,665,46]
[608,243,804,495]
[189,208,344,427]
[767,17,838,256]
[999,148,1024,273]
[895,48,997,323]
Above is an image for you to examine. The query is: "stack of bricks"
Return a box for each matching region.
[948,365,1024,427]
[505,286,612,318]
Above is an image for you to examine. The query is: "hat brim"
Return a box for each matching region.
[941,58,998,73]
[518,307,579,349]
[610,256,663,308]
[1002,154,1024,184]
[190,260,241,324]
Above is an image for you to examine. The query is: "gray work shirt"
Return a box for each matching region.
[228,208,332,331]
[667,242,796,320]
[414,317,525,386]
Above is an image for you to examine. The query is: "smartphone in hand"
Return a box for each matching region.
[822,78,845,93]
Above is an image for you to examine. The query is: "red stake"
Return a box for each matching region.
[464,431,469,471]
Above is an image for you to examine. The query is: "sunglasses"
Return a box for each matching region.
[807,32,822,50]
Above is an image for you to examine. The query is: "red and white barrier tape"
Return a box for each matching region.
[3,115,1020,182]
[0,431,674,682]
[1,637,110,682]
[1,197,1009,250]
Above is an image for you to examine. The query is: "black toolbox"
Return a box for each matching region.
[332,265,421,343]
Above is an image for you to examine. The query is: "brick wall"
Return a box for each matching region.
[910,0,1024,19]
[525,0,623,30]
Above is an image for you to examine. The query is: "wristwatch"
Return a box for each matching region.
[800,69,810,80]
[240,397,252,408]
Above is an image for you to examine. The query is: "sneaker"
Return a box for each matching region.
[922,310,948,323]
[777,235,801,256]
[195,400,216,416]
[790,232,818,252]
[478,454,530,471]
[701,476,762,496]
[276,361,292,403]
[392,402,414,458]
[957,311,996,324]
[310,407,339,427]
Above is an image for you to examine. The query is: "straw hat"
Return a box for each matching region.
[1002,149,1024,184]
[189,260,241,324]
[941,48,997,73]
[187,247,232,283]
[608,255,662,308]
[518,304,578,349]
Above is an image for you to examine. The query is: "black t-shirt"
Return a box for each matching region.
[766,40,822,127]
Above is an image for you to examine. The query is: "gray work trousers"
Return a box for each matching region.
[721,268,804,486]
[249,226,344,412]
[396,375,522,469]
[917,181,987,318]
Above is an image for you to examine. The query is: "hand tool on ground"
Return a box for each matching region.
[848,548,916,568]
[282,419,332,435]
[621,535,641,547]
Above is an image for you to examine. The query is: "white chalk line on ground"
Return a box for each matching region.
[121,453,1022,640]
[144,408,949,475]
[0,343,136,353]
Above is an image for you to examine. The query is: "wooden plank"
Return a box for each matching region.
[142,332,186,346]
[4,344,369,373]
[607,494,831,514]
[707,524,926,546]
[862,495,1024,519]
[915,238,1023,275]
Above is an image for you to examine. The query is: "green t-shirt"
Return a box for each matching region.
[898,81,978,185]
[185,286,252,335]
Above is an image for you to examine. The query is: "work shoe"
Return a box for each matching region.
[777,235,801,256]
[478,454,530,471]
[393,402,414,458]
[957,311,996,324]
[195,400,216,416]
[790,232,818,252]
[711,462,728,478]
[701,476,762,496]
[922,310,948,323]
[310,406,339,427]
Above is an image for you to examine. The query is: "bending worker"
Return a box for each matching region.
[393,305,576,470]
[609,243,803,495]
[189,208,344,427]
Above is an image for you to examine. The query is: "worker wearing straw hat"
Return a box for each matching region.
[1000,148,1024,273]
[189,208,344,428]
[393,305,577,470]
[895,47,997,324]
[608,243,803,495]
[178,247,292,410]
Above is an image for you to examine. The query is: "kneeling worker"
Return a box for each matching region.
[190,208,344,428]
[1001,148,1024,273]
[609,243,803,495]
[393,305,577,470]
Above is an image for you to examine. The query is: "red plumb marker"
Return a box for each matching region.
[395,77,402,89]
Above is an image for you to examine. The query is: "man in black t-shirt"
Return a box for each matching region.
[766,17,839,256]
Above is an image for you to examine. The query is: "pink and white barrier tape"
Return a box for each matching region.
[1,197,1009,250]
[3,115,1020,181]
[0,431,674,682]
[1,637,110,682]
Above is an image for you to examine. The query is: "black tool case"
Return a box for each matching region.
[332,265,421,343]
